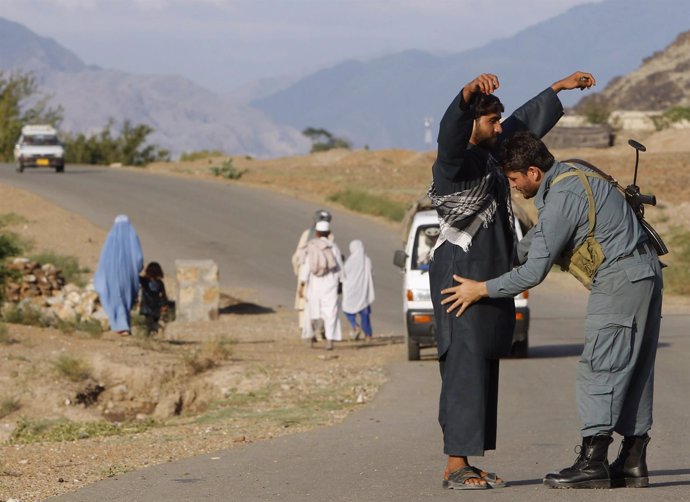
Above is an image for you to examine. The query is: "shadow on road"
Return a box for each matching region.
[648,468,690,488]
[528,342,670,359]
[15,168,105,175]
[527,344,584,358]
[503,477,544,487]
[220,302,275,315]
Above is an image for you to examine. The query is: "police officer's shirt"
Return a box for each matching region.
[486,160,646,298]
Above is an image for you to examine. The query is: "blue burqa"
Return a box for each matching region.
[94,215,144,332]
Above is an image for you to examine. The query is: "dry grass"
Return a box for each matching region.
[53,354,92,382]
[181,337,236,375]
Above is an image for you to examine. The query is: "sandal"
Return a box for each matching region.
[471,466,508,488]
[442,466,488,490]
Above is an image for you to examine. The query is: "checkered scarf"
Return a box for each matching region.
[427,161,514,258]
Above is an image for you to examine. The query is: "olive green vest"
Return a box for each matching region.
[551,166,606,290]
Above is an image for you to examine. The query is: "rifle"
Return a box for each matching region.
[564,139,668,256]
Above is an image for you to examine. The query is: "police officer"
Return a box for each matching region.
[440,131,663,489]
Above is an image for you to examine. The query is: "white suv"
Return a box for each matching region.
[393,209,530,360]
[14,125,65,173]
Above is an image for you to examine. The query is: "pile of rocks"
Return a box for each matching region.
[3,258,66,301]
[2,257,107,325]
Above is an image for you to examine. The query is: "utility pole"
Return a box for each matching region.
[424,117,433,150]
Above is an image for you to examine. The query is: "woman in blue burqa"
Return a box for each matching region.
[94,215,144,334]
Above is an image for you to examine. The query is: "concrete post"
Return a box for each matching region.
[175,259,219,322]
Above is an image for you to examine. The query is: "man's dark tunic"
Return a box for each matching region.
[430,87,563,456]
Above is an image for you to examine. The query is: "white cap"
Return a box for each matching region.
[315,220,330,232]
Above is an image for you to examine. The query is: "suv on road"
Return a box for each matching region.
[14,125,65,173]
[393,207,530,361]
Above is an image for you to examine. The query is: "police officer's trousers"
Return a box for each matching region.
[577,244,663,437]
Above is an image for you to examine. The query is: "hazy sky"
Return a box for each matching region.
[2,0,602,94]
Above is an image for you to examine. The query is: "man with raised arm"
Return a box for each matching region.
[429,71,595,490]
[440,132,662,490]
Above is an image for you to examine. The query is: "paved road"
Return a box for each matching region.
[50,284,690,501]
[2,164,688,501]
[0,164,405,333]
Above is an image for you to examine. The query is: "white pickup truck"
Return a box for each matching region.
[393,200,531,361]
[14,124,66,173]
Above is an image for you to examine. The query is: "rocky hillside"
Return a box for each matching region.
[576,30,690,111]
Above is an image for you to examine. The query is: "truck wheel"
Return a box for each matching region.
[510,340,528,358]
[407,339,421,361]
[56,164,65,173]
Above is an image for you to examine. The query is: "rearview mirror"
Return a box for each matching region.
[393,249,407,269]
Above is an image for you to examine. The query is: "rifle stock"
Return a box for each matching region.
[639,217,669,256]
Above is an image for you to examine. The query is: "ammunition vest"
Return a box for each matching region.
[550,166,606,290]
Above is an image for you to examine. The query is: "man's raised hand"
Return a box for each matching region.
[551,71,596,93]
[462,73,500,103]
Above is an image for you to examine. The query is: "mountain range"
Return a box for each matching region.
[0,17,309,158]
[2,1,690,158]
[253,0,690,150]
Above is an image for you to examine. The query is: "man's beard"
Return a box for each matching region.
[477,136,498,149]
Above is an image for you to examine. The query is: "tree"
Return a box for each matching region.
[0,71,63,161]
[575,94,611,125]
[63,120,170,166]
[302,127,351,153]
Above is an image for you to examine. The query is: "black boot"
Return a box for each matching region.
[610,434,650,488]
[543,435,613,489]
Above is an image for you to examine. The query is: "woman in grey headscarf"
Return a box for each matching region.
[94,215,144,335]
[342,240,375,340]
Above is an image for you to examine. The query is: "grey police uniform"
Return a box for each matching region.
[486,160,663,437]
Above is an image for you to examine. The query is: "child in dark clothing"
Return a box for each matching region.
[139,262,168,336]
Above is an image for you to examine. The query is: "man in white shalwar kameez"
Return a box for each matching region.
[292,210,334,337]
[298,220,343,350]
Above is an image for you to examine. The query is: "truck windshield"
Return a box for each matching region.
[412,225,439,271]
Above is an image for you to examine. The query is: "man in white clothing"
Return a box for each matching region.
[292,210,333,336]
[298,220,343,350]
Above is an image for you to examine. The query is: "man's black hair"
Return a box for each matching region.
[499,131,555,174]
[474,94,504,119]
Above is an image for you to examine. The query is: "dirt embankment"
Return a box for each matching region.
[0,182,402,501]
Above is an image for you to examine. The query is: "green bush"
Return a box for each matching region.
[302,127,351,153]
[0,213,28,228]
[2,304,48,327]
[209,159,246,180]
[653,106,690,131]
[328,189,406,222]
[63,120,170,166]
[0,232,25,260]
[179,150,225,162]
